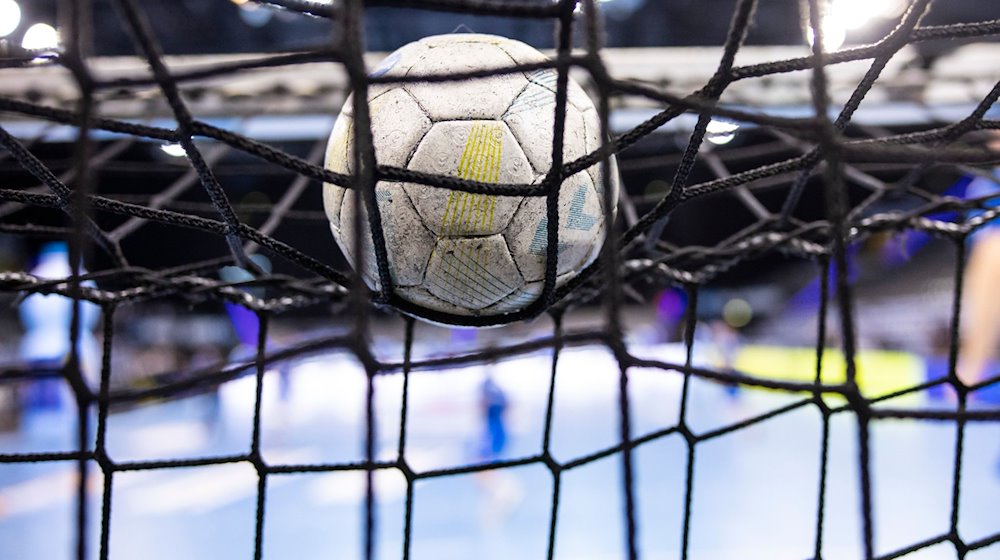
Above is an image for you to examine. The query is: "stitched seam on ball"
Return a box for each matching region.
[397,186,438,286]
[397,88,434,169]
[496,42,534,89]
[500,226,528,283]
[399,50,437,123]
[503,172,542,282]
[503,79,534,120]
[401,286,464,316]
[503,110,543,177]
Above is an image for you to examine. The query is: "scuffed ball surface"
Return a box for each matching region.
[324,33,619,320]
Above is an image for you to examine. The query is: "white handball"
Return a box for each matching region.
[324,33,619,320]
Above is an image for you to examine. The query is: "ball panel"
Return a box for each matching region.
[582,107,621,215]
[405,121,531,236]
[337,191,377,288]
[520,68,594,113]
[419,33,516,48]
[341,86,401,119]
[323,114,353,230]
[503,79,588,175]
[491,39,594,116]
[424,235,523,310]
[396,285,473,317]
[336,88,432,167]
[330,222,366,283]
[504,171,604,282]
[368,88,432,168]
[325,89,430,234]
[325,115,353,174]
[324,187,347,234]
[404,42,528,121]
[338,183,436,288]
[494,37,548,65]
[369,40,427,79]
[485,272,574,314]
[343,42,428,118]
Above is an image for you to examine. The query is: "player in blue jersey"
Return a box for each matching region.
[957,133,1000,390]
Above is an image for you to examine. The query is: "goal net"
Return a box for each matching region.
[0,0,999,559]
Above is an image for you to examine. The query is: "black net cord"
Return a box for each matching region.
[662,0,758,236]
[781,0,934,222]
[947,238,967,556]
[617,339,638,560]
[341,0,390,322]
[541,1,572,311]
[111,0,261,274]
[0,127,124,267]
[543,311,564,560]
[804,0,871,555]
[813,258,831,560]
[96,305,115,560]
[59,0,100,558]
[252,313,271,560]
[678,284,699,560]
[399,318,415,560]
[364,328,377,560]
[338,3,383,553]
[580,2,640,556]
[245,141,327,255]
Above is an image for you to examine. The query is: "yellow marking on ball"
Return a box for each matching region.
[443,122,505,236]
[435,122,507,305]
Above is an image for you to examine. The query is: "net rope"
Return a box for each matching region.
[0,0,999,558]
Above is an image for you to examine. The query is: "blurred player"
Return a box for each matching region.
[710,319,743,398]
[474,369,522,528]
[18,243,101,412]
[478,372,508,462]
[957,133,1000,390]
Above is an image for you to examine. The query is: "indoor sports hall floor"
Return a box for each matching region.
[1,343,998,560]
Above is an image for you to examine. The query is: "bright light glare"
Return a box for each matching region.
[805,13,847,52]
[806,0,901,51]
[706,119,739,145]
[160,143,186,157]
[21,23,59,51]
[0,0,20,38]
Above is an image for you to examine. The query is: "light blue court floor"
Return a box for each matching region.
[1,344,998,560]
